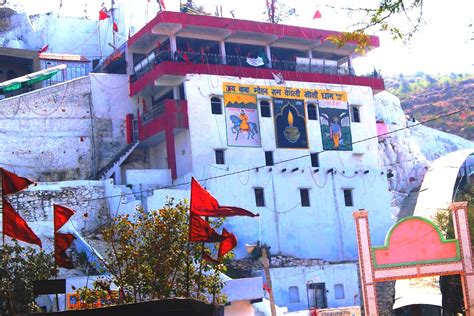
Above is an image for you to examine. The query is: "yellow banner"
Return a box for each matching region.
[223,82,347,102]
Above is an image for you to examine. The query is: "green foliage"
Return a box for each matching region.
[0,241,54,315]
[75,199,231,308]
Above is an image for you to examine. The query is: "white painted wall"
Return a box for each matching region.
[125,169,171,186]
[269,263,360,311]
[178,74,392,261]
[175,130,193,178]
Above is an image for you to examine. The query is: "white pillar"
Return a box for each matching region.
[170,35,177,54]
[173,86,180,99]
[265,45,272,68]
[219,41,227,64]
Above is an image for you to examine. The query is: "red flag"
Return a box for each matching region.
[54,204,75,232]
[189,214,225,242]
[202,251,219,263]
[99,9,110,20]
[38,44,49,54]
[159,0,166,10]
[190,177,258,217]
[263,283,270,293]
[218,228,237,257]
[3,198,42,247]
[54,233,75,269]
[1,168,33,195]
[113,22,118,32]
[313,10,321,19]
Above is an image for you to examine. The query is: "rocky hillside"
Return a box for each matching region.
[385,73,474,141]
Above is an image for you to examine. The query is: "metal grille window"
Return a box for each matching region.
[254,188,265,207]
[300,189,310,207]
[211,97,222,114]
[307,103,318,120]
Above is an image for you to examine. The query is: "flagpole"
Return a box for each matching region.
[196,216,207,297]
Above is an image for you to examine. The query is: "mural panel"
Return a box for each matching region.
[273,98,308,149]
[319,100,352,151]
[224,93,261,147]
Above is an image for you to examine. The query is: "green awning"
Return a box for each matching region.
[0,64,67,93]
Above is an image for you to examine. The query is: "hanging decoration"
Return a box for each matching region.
[38,44,49,54]
[113,22,118,32]
[1,167,34,195]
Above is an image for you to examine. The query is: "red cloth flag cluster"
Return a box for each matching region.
[54,204,76,269]
[99,8,110,20]
[189,177,258,262]
[3,198,42,247]
[1,167,34,195]
[1,168,41,247]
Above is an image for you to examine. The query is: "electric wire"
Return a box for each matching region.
[3,106,470,208]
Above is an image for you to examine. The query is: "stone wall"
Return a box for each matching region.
[5,180,108,233]
[0,73,135,181]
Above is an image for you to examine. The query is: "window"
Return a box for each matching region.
[215,149,225,164]
[289,286,300,303]
[334,284,345,299]
[254,188,265,207]
[307,103,318,120]
[343,189,353,207]
[265,151,274,166]
[300,189,310,207]
[310,153,319,168]
[351,106,360,123]
[211,97,222,114]
[260,100,271,117]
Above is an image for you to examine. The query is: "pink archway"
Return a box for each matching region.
[353,202,473,315]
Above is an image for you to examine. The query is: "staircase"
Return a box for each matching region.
[94,141,139,180]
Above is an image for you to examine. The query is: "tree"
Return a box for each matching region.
[264,0,297,24]
[0,241,54,315]
[74,199,231,308]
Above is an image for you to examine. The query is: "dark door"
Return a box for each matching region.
[307,282,327,309]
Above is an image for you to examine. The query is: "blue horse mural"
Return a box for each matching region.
[229,115,259,140]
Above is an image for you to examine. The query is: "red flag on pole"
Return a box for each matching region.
[38,44,49,54]
[54,204,75,232]
[313,10,322,19]
[190,177,258,217]
[218,228,237,257]
[113,22,118,32]
[3,198,42,247]
[159,0,166,10]
[99,9,110,20]
[1,168,33,195]
[189,214,225,242]
[54,233,75,269]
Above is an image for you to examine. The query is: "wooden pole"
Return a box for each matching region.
[261,247,277,316]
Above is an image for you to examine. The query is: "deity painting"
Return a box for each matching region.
[224,93,261,147]
[319,100,352,151]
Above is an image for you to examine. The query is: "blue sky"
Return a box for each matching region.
[21,0,474,75]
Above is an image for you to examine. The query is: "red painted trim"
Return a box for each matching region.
[125,114,134,144]
[130,61,384,96]
[129,11,379,48]
[138,100,188,179]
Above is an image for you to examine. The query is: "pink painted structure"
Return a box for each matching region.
[353,202,474,315]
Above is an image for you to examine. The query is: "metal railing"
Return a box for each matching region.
[141,101,166,123]
[131,49,359,82]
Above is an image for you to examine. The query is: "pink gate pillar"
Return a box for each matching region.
[451,202,474,314]
[353,202,473,316]
[353,210,378,316]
